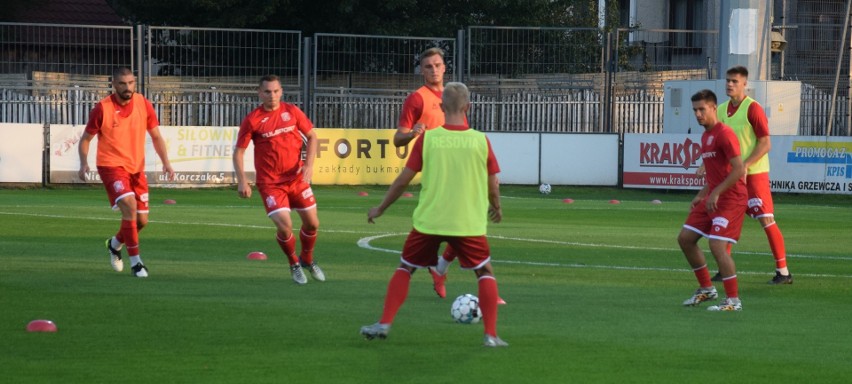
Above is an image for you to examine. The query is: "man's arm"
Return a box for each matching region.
[368,167,417,223]
[394,124,424,147]
[77,132,95,181]
[301,130,318,184]
[232,146,251,199]
[487,174,502,223]
[148,126,175,181]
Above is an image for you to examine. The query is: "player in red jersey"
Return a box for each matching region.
[679,89,748,311]
[394,48,504,303]
[716,66,792,284]
[233,75,325,285]
[78,67,175,278]
[362,82,507,347]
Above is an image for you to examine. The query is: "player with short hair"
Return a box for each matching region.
[715,65,792,284]
[394,47,455,299]
[362,82,507,346]
[233,74,325,285]
[78,67,175,277]
[679,89,748,311]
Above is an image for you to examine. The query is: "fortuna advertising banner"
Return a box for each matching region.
[313,128,416,185]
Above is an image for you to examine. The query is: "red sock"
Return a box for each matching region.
[299,228,317,265]
[276,232,299,265]
[722,275,739,299]
[764,223,787,269]
[121,219,139,257]
[116,219,143,244]
[692,264,712,288]
[379,268,411,324]
[478,275,499,337]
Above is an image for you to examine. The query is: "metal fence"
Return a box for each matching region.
[1,22,850,136]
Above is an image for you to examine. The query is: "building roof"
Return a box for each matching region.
[15,0,125,26]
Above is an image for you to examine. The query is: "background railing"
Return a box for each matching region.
[1,22,849,136]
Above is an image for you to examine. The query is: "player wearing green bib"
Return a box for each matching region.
[362,82,507,347]
[716,66,792,285]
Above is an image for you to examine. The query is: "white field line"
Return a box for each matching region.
[3,210,851,277]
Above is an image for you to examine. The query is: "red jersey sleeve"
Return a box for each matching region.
[405,130,425,172]
[398,92,424,128]
[485,137,501,175]
[143,98,160,130]
[290,104,314,134]
[84,103,104,135]
[748,102,770,138]
[235,112,255,149]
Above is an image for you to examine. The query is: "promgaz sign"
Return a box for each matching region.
[767,136,852,195]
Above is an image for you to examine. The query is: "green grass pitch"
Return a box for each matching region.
[1,185,851,383]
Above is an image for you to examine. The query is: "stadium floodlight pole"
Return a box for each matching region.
[827,0,852,137]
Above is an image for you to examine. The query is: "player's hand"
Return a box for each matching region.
[411,123,425,137]
[367,207,383,223]
[237,182,252,199]
[695,164,706,178]
[704,192,719,212]
[488,206,502,223]
[78,164,90,181]
[162,164,176,181]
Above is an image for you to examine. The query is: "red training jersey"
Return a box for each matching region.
[85,93,159,173]
[235,103,313,185]
[406,124,500,175]
[701,122,747,202]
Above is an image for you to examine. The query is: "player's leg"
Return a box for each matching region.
[678,227,717,306]
[295,207,324,281]
[705,202,746,311]
[748,173,791,283]
[453,236,506,346]
[290,181,324,281]
[362,230,440,340]
[706,238,741,311]
[127,172,151,277]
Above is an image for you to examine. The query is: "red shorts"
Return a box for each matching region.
[683,196,746,243]
[257,178,316,216]
[400,229,491,269]
[745,172,775,219]
[97,166,149,213]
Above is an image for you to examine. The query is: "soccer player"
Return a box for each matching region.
[715,66,793,284]
[679,89,748,311]
[361,82,508,346]
[77,67,175,278]
[394,47,455,299]
[233,74,325,285]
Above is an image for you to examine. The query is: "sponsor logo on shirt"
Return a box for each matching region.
[261,125,295,138]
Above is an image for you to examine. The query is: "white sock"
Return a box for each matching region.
[777,267,790,275]
[129,256,142,266]
[436,257,452,275]
[111,237,124,250]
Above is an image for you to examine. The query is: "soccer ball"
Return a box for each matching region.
[450,294,482,324]
[539,183,552,195]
